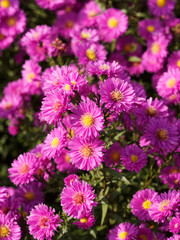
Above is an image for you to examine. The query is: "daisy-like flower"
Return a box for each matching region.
[60,179,97,218]
[35,0,75,10]
[168,50,180,70]
[71,97,104,138]
[100,78,135,114]
[0,0,19,17]
[27,203,62,240]
[0,30,14,50]
[149,190,179,223]
[136,227,154,240]
[138,19,163,40]
[43,127,67,159]
[73,212,95,230]
[120,144,147,173]
[130,189,158,221]
[156,68,180,100]
[104,142,122,167]
[69,137,104,171]
[143,118,179,154]
[0,214,21,240]
[97,8,128,43]
[54,149,76,173]
[15,182,44,213]
[159,165,180,188]
[8,153,38,186]
[147,0,176,17]
[64,174,79,187]
[108,222,138,240]
[169,217,180,234]
[40,89,69,125]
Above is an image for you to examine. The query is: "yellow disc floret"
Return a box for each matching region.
[147,25,155,32]
[157,0,166,8]
[51,137,59,148]
[131,154,138,163]
[108,17,118,28]
[151,43,160,54]
[80,217,88,223]
[0,225,11,238]
[6,17,16,27]
[142,200,152,209]
[0,0,10,8]
[81,113,94,127]
[24,192,35,201]
[81,145,94,158]
[166,78,176,88]
[86,48,96,61]
[119,231,128,239]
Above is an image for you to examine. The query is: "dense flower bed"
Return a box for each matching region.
[0,0,180,239]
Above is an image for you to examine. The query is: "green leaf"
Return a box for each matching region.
[90,229,97,239]
[101,204,108,226]
[128,56,141,62]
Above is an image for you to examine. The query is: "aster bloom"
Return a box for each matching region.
[143,118,179,154]
[168,236,180,240]
[130,189,158,221]
[27,204,61,240]
[40,89,69,125]
[0,0,19,17]
[61,179,97,218]
[15,182,44,213]
[159,165,180,188]
[120,144,147,173]
[108,222,138,240]
[64,174,79,186]
[148,0,176,17]
[149,190,179,223]
[169,217,180,234]
[104,142,122,167]
[97,8,128,43]
[136,227,154,240]
[0,30,14,50]
[73,212,95,230]
[43,127,67,159]
[100,78,135,114]
[0,214,21,240]
[138,19,163,40]
[0,10,26,36]
[71,97,104,138]
[35,0,75,10]
[0,187,8,204]
[54,149,76,173]
[168,51,180,70]
[8,153,38,186]
[69,137,104,171]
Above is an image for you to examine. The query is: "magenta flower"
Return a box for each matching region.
[8,153,38,186]
[108,222,138,240]
[138,19,163,40]
[136,227,154,240]
[0,213,21,240]
[169,217,180,234]
[121,144,147,173]
[130,189,158,221]
[0,30,14,50]
[60,179,97,218]
[64,174,79,187]
[69,137,104,171]
[0,0,19,17]
[71,97,104,138]
[54,149,76,173]
[168,50,180,70]
[97,8,128,43]
[35,0,75,10]
[73,212,95,230]
[104,142,122,167]
[100,78,135,114]
[148,0,176,17]
[0,187,8,204]
[27,203,62,240]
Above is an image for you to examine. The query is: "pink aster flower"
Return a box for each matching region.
[168,236,180,240]
[40,89,69,125]
[168,51,180,70]
[120,144,147,173]
[0,0,19,17]
[71,97,104,138]
[54,149,76,173]
[130,188,158,221]
[136,227,154,240]
[169,217,180,234]
[15,182,44,213]
[0,187,8,204]
[0,10,26,36]
[69,137,104,171]
[138,19,163,40]
[60,179,97,218]
[64,174,79,187]
[156,68,180,100]
[97,8,128,43]
[143,118,179,154]
[35,0,75,10]
[159,165,180,189]
[108,222,138,240]
[0,213,21,240]
[104,142,122,167]
[43,127,67,159]
[27,203,62,240]
[147,0,176,17]
[100,78,135,114]
[0,30,14,50]
[8,153,38,186]
[73,212,95,230]
[149,190,179,223]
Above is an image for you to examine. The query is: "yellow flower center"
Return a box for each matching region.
[124,44,132,53]
[111,151,120,163]
[51,137,59,148]
[0,33,5,40]
[71,80,76,86]
[174,179,179,184]
[111,90,124,102]
[38,216,50,228]
[53,101,62,112]
[177,59,180,68]
[147,25,155,32]
[131,154,138,162]
[151,43,160,54]
[145,106,157,117]
[3,102,12,111]
[24,192,35,201]
[157,0,166,7]
[108,17,118,28]
[0,0,10,8]
[142,200,152,209]
[6,17,16,27]
[65,6,72,12]
[175,223,179,228]
[81,32,91,39]
[65,153,71,163]
[67,128,75,139]
[169,167,179,174]
[88,10,97,18]
[73,192,85,205]
[166,78,176,88]
[156,128,168,141]
[80,217,88,223]
[119,231,128,239]
[65,20,74,29]
[86,48,96,61]
[81,113,94,127]
[99,64,110,71]
[81,145,94,158]
[64,84,71,91]
[140,235,148,240]
[27,72,35,83]
[19,163,29,175]
[159,199,170,211]
[0,225,11,238]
